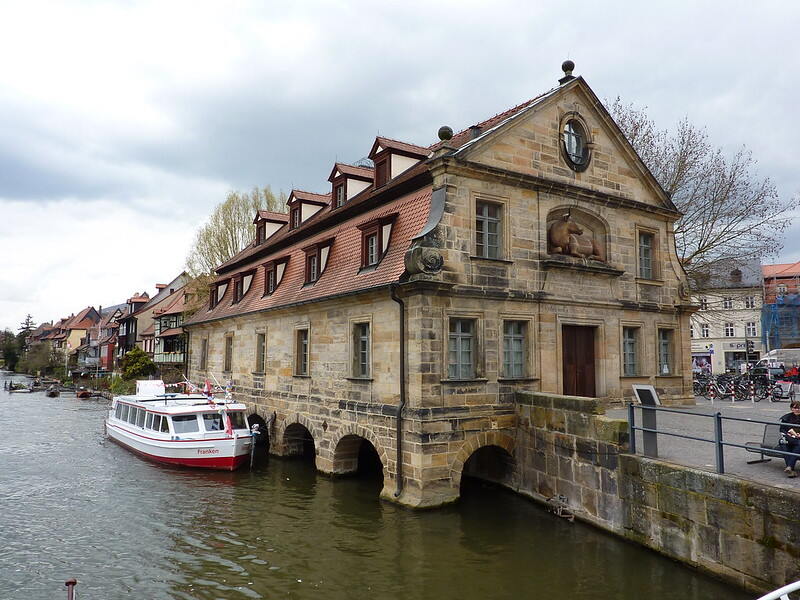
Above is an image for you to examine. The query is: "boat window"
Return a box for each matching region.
[115,404,123,419]
[152,414,161,431]
[145,412,153,429]
[136,409,146,428]
[160,416,170,433]
[121,404,129,421]
[127,407,137,424]
[172,415,199,433]
[202,413,224,431]
[229,412,246,430]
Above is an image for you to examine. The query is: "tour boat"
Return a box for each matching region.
[105,380,255,471]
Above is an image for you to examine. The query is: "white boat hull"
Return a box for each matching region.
[106,420,252,471]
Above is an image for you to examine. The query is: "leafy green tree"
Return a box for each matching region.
[1,329,20,371]
[16,342,58,375]
[120,347,157,380]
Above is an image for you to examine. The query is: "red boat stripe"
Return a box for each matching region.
[106,421,249,443]
[108,436,248,470]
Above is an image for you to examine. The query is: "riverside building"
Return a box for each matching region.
[183,62,694,507]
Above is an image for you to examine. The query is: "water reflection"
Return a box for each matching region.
[0,371,750,600]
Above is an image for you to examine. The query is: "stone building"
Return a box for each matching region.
[184,62,693,508]
[690,260,763,374]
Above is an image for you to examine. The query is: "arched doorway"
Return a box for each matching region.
[332,435,383,480]
[283,423,315,461]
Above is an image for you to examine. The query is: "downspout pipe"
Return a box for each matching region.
[390,283,406,498]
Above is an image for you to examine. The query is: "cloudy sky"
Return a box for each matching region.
[1,1,798,331]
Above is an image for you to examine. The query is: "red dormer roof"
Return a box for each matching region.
[287,190,331,207]
[153,290,186,316]
[254,210,290,225]
[65,307,99,331]
[328,162,375,182]
[369,136,429,160]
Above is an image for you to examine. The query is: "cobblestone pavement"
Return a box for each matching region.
[606,396,800,491]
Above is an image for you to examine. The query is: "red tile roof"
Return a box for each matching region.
[254,210,290,224]
[186,188,432,326]
[64,307,99,331]
[763,262,800,278]
[328,162,374,182]
[153,290,186,316]
[370,136,429,158]
[288,190,331,205]
[158,327,184,337]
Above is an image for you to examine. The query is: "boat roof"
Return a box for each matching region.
[114,393,247,413]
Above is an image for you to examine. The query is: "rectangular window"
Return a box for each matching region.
[265,267,276,294]
[115,403,123,419]
[152,415,162,432]
[375,159,389,187]
[296,328,309,376]
[622,327,638,376]
[224,334,233,372]
[255,332,266,373]
[700,297,708,310]
[291,207,300,229]
[365,232,378,266]
[724,323,735,337]
[145,412,153,429]
[476,201,501,259]
[689,325,694,338]
[502,320,526,378]
[701,323,709,338]
[638,232,654,279]
[306,254,318,283]
[136,408,146,428]
[172,415,200,434]
[353,323,370,377]
[256,223,265,244]
[722,297,733,309]
[746,322,757,337]
[199,338,208,370]
[202,413,224,431]
[120,404,129,421]
[658,329,673,375]
[448,319,475,379]
[160,416,170,433]
[744,296,755,309]
[335,183,346,208]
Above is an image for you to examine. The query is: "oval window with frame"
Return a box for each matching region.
[562,119,589,170]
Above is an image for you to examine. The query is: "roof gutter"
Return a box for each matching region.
[390,283,406,498]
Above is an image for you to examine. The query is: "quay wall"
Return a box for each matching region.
[514,391,800,594]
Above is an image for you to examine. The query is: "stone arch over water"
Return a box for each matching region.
[450,432,516,490]
[330,427,388,480]
[275,414,320,458]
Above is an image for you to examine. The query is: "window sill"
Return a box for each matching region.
[498,377,539,382]
[346,377,373,382]
[292,374,311,379]
[470,255,513,264]
[620,375,648,379]
[251,371,265,376]
[635,277,664,286]
[441,378,489,384]
[655,374,683,379]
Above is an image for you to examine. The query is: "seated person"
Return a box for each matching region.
[779,400,800,478]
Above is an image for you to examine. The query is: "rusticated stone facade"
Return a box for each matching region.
[185,67,694,509]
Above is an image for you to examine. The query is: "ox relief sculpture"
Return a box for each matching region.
[547,213,606,262]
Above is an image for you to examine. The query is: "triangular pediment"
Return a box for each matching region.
[455,78,674,212]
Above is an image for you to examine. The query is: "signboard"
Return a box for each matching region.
[632,384,661,406]
[135,380,166,397]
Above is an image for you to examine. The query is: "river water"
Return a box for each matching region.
[0,372,750,600]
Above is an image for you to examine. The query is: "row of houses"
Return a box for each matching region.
[689,260,800,374]
[26,273,190,378]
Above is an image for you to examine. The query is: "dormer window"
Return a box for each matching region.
[375,158,389,187]
[328,163,374,209]
[291,208,301,229]
[335,183,346,208]
[358,214,396,270]
[232,271,255,304]
[303,240,333,285]
[256,222,266,244]
[263,257,289,296]
[209,280,229,309]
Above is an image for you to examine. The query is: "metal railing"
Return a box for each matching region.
[754,580,800,600]
[627,404,799,475]
[153,352,185,364]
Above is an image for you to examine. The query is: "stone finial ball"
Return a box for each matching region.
[438,125,453,141]
[562,59,575,74]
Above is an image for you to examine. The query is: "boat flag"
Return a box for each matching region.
[224,412,233,436]
[204,379,214,403]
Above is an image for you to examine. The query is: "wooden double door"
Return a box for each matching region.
[562,325,596,397]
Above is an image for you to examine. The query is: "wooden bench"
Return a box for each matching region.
[745,424,783,464]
